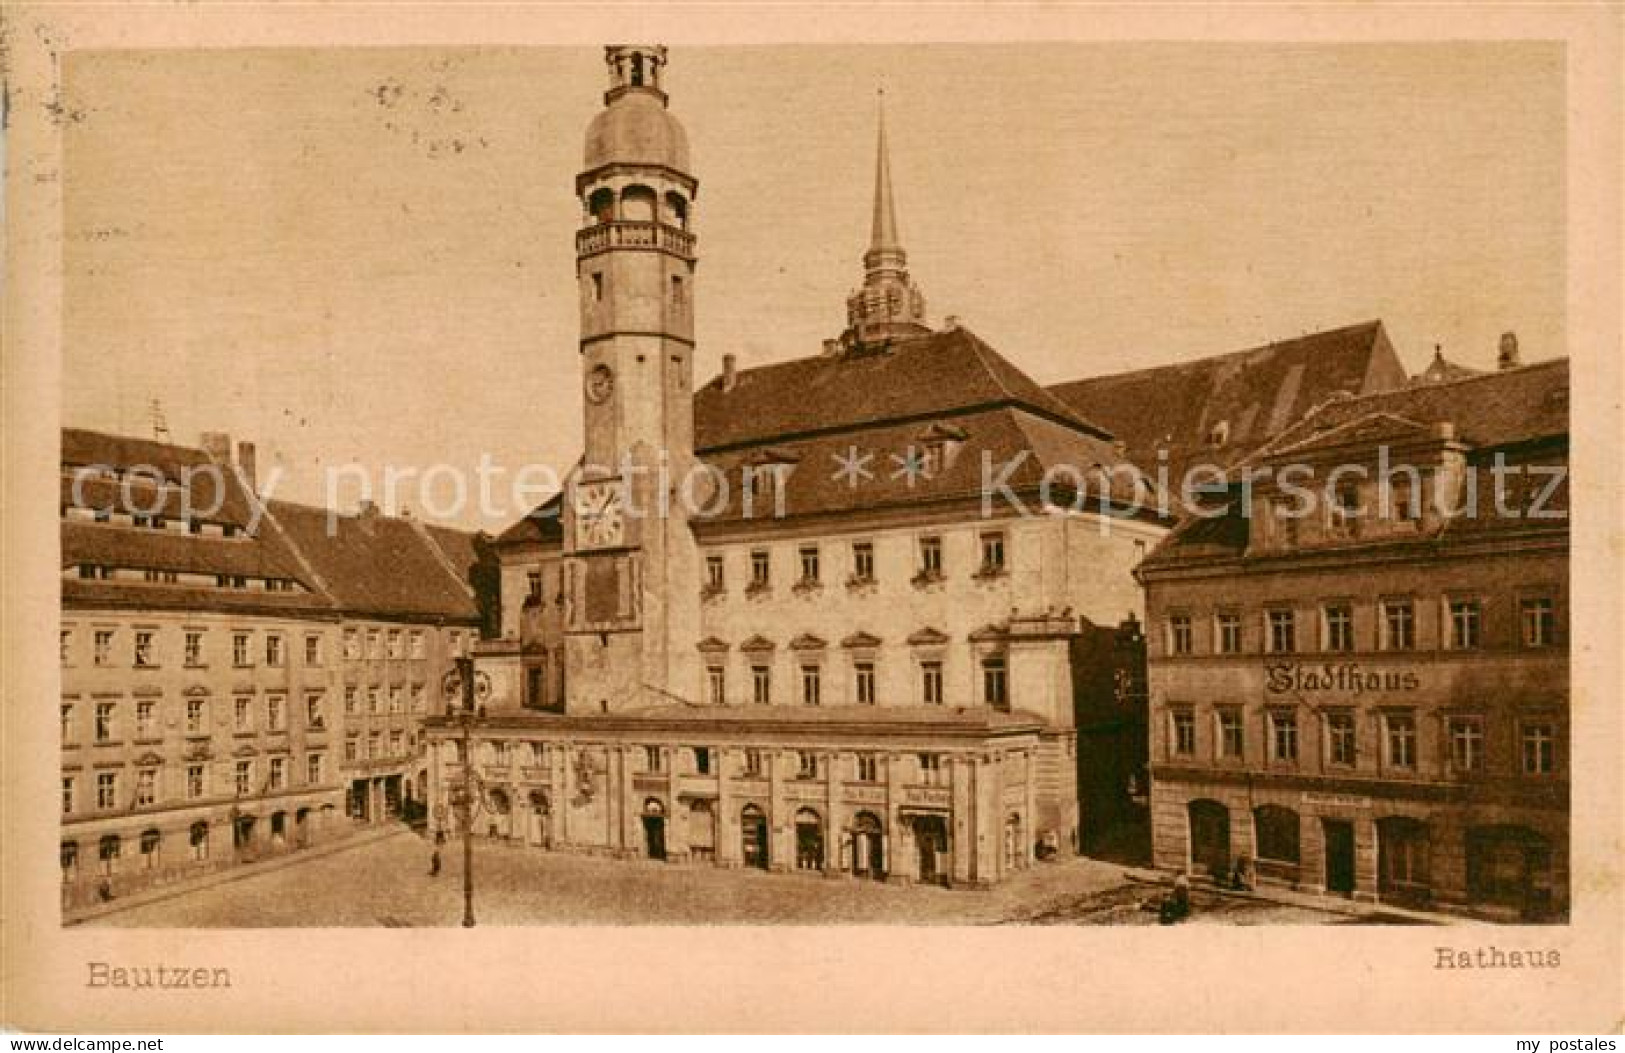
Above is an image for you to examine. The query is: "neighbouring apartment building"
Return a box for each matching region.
[1139,353,1569,919]
[59,428,481,911]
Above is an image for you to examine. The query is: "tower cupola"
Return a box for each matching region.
[839,92,930,352]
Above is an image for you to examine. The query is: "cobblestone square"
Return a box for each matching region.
[85,828,1381,927]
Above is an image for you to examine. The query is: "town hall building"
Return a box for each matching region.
[425,45,1170,887]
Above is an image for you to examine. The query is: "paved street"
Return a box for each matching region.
[86,827,1385,927]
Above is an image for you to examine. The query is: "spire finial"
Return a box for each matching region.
[869,88,901,255]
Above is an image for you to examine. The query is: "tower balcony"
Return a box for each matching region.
[576,220,695,261]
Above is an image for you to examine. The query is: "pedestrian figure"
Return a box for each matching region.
[1159,873,1192,925]
[429,848,442,876]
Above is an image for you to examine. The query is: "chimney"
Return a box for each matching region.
[1498,331,1521,371]
[358,499,379,519]
[943,314,960,331]
[199,431,232,464]
[821,339,841,357]
[721,353,738,392]
[236,441,258,493]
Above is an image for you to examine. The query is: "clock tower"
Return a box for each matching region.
[562,45,701,713]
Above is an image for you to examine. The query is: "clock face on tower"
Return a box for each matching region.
[574,479,626,550]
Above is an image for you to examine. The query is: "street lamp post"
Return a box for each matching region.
[452,655,477,928]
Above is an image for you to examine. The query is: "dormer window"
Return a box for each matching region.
[915,422,967,476]
[1328,482,1361,538]
[741,448,799,515]
[1207,420,1230,447]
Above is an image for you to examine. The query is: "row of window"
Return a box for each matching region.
[704,531,1008,595]
[63,624,468,670]
[1164,595,1561,657]
[63,503,242,538]
[703,656,1006,709]
[343,728,414,764]
[73,564,296,592]
[1165,704,1563,776]
[341,626,464,661]
[460,739,951,785]
[62,691,336,744]
[62,753,326,816]
[63,625,324,670]
[342,682,429,716]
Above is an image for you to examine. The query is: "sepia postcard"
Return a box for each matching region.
[2,2,1621,1035]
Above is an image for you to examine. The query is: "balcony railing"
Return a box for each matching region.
[576,221,695,260]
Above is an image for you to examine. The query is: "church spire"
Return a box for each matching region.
[868,91,901,258]
[839,90,929,353]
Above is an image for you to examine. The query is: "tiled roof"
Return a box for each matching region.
[1144,359,1570,567]
[266,500,480,622]
[61,428,260,526]
[59,427,483,622]
[494,492,564,547]
[691,405,1151,528]
[1047,320,1408,484]
[1245,358,1568,464]
[62,521,304,579]
[694,325,1112,452]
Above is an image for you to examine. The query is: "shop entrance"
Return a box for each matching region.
[1187,799,1230,880]
[852,811,885,880]
[1323,819,1356,895]
[914,815,949,886]
[741,804,769,870]
[641,799,666,861]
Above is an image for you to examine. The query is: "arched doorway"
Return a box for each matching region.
[741,804,769,870]
[270,811,288,850]
[1002,813,1023,873]
[915,815,950,885]
[851,811,884,880]
[528,791,551,848]
[61,841,79,885]
[795,808,824,872]
[688,799,717,864]
[98,834,121,877]
[1377,816,1431,906]
[1187,799,1230,880]
[487,789,512,839]
[642,798,667,861]
[189,821,210,862]
[233,814,256,855]
[295,807,311,848]
[1467,824,1553,918]
[139,828,162,870]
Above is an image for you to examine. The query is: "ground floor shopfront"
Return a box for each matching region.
[60,787,345,911]
[425,712,1074,888]
[1150,770,1568,920]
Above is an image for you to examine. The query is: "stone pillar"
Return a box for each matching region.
[1231,801,1257,870]
[823,749,840,875]
[1430,809,1468,908]
[616,745,634,857]
[1353,816,1379,903]
[1023,749,1038,868]
[951,755,974,885]
[886,752,915,883]
[768,745,789,873]
[556,742,572,848]
[714,748,736,867]
[883,751,904,882]
[1298,813,1326,894]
